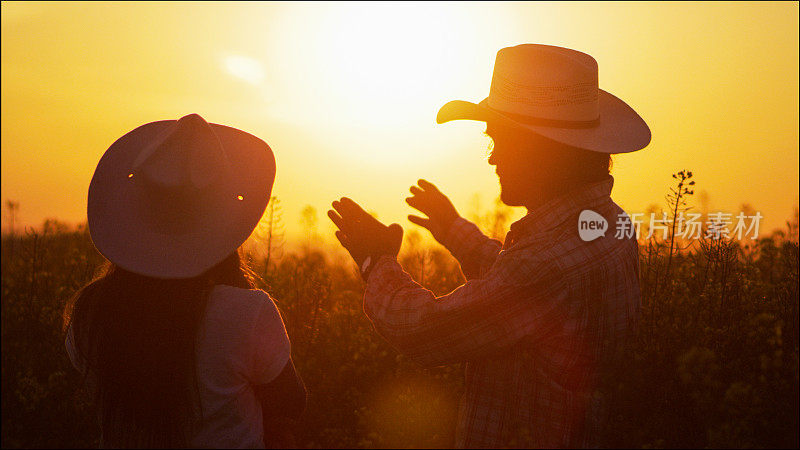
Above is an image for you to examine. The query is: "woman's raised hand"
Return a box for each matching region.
[405,179,460,244]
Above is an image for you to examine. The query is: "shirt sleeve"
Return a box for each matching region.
[363,249,568,367]
[442,217,503,280]
[249,292,292,385]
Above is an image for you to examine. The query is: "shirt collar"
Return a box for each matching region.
[506,176,615,244]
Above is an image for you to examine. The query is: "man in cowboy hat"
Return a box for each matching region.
[329,44,649,448]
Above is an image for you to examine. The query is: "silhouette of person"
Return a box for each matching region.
[65,114,305,448]
[329,44,650,448]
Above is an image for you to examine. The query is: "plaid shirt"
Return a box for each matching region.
[363,176,640,448]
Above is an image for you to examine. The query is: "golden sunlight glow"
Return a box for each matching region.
[313,4,470,125]
[223,54,265,85]
[2,2,798,239]
[272,3,485,168]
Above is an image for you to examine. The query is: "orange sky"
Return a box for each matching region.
[2,2,798,243]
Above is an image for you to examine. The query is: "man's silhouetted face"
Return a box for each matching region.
[485,121,611,210]
[486,122,550,208]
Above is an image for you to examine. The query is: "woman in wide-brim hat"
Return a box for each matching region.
[64,114,305,448]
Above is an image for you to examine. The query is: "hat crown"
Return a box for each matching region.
[132,113,228,192]
[488,44,600,122]
[129,114,232,236]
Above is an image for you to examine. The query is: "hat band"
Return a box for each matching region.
[490,106,600,129]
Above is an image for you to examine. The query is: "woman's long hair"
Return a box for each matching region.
[65,248,257,447]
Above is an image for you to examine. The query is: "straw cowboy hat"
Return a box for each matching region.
[437,44,651,154]
[88,114,275,279]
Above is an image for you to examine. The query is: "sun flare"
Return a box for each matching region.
[223,54,266,85]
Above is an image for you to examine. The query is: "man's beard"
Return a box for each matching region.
[499,180,550,208]
[499,183,526,207]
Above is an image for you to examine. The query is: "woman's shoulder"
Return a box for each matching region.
[198,285,290,381]
[206,285,278,320]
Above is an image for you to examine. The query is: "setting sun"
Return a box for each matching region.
[311,4,473,125]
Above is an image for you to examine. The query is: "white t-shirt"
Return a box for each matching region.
[65,285,291,448]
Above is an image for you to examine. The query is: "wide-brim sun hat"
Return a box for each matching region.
[436,44,651,154]
[88,114,275,279]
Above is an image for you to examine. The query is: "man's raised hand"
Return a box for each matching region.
[406,179,460,244]
[328,197,403,269]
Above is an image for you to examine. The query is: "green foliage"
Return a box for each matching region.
[602,203,799,448]
[2,223,104,448]
[1,196,798,448]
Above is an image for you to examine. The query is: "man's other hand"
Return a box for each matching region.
[328,197,403,268]
[406,179,460,244]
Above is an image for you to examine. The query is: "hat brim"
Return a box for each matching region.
[436,90,650,154]
[88,121,275,279]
